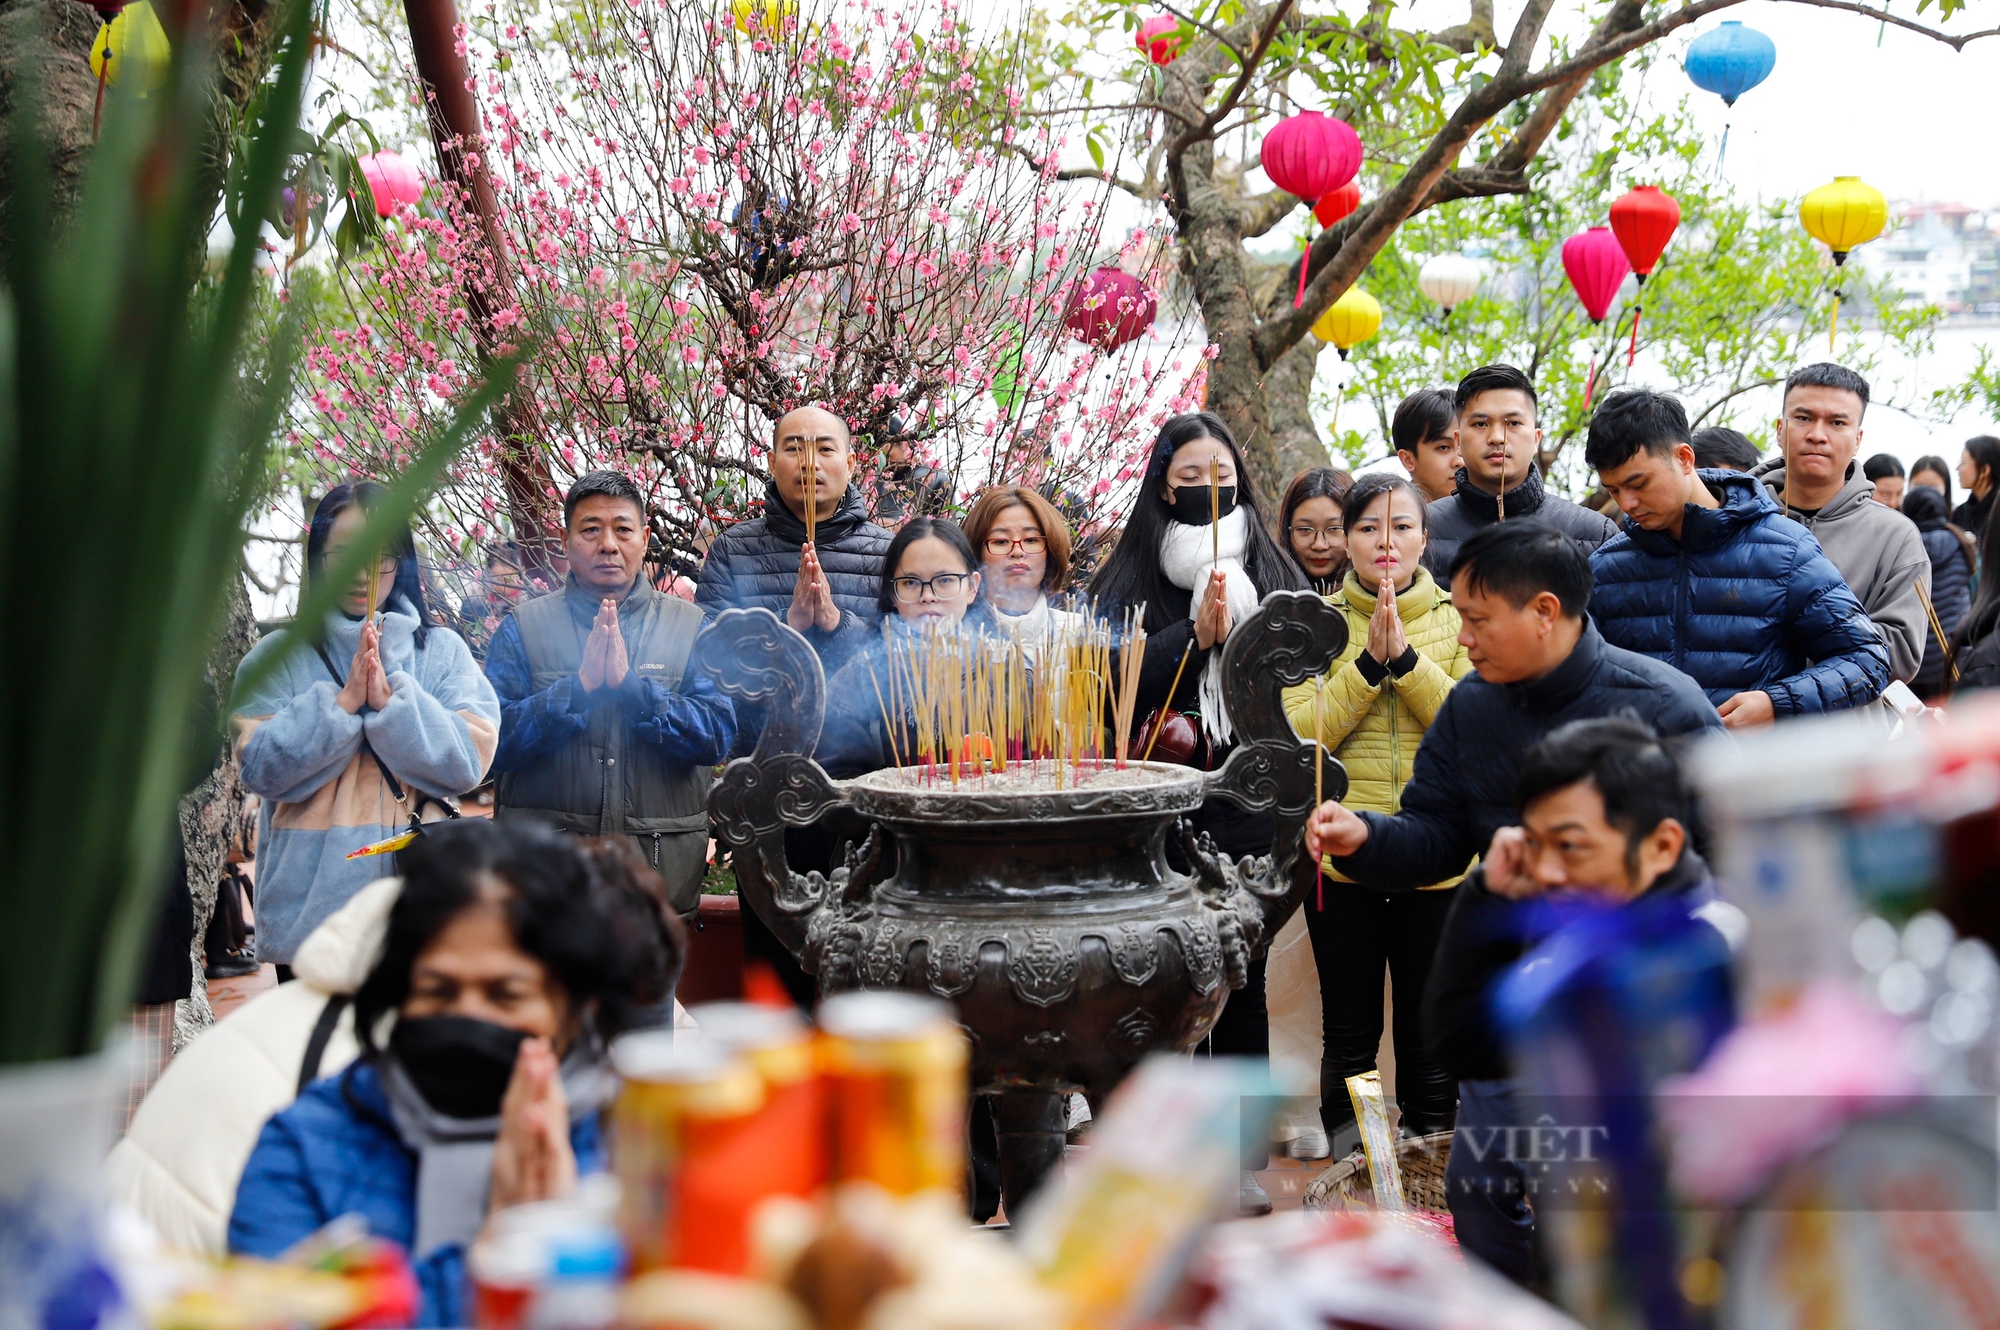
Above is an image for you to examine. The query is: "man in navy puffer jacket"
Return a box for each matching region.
[1587,389,1890,725]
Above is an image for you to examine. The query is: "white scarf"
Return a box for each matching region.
[1159,508,1258,746]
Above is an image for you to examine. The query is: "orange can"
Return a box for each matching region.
[817,991,968,1198]
[610,1034,762,1273]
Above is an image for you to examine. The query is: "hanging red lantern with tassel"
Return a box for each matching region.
[1260,111,1362,307]
[1608,186,1681,367]
[1563,227,1630,409]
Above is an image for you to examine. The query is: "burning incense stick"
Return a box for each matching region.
[1141,637,1197,764]
[1917,577,1958,684]
[805,447,818,546]
[1210,455,1221,568]
[866,657,902,769]
[366,549,380,626]
[1313,674,1325,912]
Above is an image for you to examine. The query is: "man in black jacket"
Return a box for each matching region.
[1425,365,1617,587]
[696,405,895,668]
[1417,718,1723,1288]
[1306,521,1723,893]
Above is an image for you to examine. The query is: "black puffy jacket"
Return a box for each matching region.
[1424,466,1618,589]
[1331,620,1723,893]
[1904,486,1974,696]
[695,480,895,667]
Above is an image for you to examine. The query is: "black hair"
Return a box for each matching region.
[1392,388,1457,457]
[1517,717,1692,879]
[1583,389,1691,473]
[1279,467,1353,532]
[1340,472,1429,536]
[1862,453,1906,482]
[1953,494,2000,666]
[1963,436,2000,493]
[1902,484,1949,531]
[1449,520,1591,619]
[565,469,646,528]
[1455,364,1538,415]
[1087,411,1307,631]
[1690,428,1761,472]
[355,820,684,1053]
[1911,454,1955,509]
[306,481,435,647]
[877,516,990,621]
[1783,362,1871,414]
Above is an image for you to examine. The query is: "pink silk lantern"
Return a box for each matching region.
[1062,268,1157,352]
[1259,111,1362,307]
[357,151,424,219]
[1562,227,1630,408]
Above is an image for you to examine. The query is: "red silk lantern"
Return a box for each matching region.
[1134,14,1180,64]
[1312,178,1362,229]
[1062,268,1157,352]
[1562,227,1629,323]
[1609,186,1681,283]
[1260,111,1361,205]
[358,151,424,218]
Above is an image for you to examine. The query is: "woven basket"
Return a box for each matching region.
[1303,1130,1454,1213]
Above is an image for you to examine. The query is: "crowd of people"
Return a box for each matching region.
[112,357,2000,1318]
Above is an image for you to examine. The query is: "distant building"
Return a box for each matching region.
[1861,202,1998,316]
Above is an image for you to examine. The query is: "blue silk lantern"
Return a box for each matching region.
[1684,21,1776,107]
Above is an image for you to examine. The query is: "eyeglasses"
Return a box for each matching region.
[891,572,971,603]
[983,535,1046,556]
[1288,524,1343,547]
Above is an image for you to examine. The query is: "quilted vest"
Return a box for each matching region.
[495,580,712,909]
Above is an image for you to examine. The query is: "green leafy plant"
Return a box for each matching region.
[0,1,513,1065]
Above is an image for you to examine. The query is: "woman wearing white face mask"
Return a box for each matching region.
[1087,412,1308,1215]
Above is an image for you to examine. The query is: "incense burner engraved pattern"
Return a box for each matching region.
[700,597,1346,1206]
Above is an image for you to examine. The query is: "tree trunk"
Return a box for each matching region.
[174,575,258,1046]
[0,0,100,247]
[404,0,558,557]
[1264,334,1330,485]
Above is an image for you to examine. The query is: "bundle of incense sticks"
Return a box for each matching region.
[869,609,1152,788]
[804,448,818,545]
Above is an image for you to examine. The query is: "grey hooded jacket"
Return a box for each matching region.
[1751,456,1931,685]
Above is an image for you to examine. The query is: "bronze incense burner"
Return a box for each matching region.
[700,592,1348,1210]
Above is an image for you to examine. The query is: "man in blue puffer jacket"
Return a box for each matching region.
[1587,389,1891,727]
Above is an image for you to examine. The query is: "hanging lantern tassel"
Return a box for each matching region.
[92,25,112,139]
[1627,302,1643,367]
[1583,355,1601,411]
[1830,288,1841,353]
[1295,227,1313,308]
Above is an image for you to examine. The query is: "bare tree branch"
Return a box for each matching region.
[1170,0,1296,157]
[1773,0,2000,50]
[1239,188,1302,238]
[995,140,1147,196]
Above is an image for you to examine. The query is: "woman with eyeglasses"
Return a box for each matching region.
[1279,467,1354,594]
[963,486,1090,648]
[814,517,997,777]
[232,482,500,973]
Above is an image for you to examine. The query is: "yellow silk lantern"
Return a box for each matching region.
[729,0,796,32]
[89,1,172,92]
[1311,285,1382,360]
[1800,176,1887,350]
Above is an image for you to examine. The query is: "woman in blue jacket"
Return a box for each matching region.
[233,483,501,966]
[230,821,680,1326]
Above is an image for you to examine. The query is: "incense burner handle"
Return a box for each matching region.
[698,609,849,969]
[1199,590,1350,950]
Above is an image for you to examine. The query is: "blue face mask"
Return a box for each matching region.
[1166,484,1237,526]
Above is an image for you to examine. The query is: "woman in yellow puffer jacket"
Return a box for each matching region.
[1282,472,1471,1152]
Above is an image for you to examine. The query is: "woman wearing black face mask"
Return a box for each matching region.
[229,821,681,1327]
[1088,411,1306,1215]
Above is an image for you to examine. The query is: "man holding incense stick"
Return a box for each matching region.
[697,405,895,673]
[485,470,737,915]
